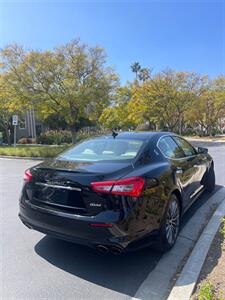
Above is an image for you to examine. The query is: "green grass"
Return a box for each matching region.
[220,218,225,238]
[197,282,224,300]
[0,144,70,158]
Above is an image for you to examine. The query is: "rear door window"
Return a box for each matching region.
[158,136,185,159]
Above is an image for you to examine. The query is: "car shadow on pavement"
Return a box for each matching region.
[34,186,222,297]
[35,235,161,296]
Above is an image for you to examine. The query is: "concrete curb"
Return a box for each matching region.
[133,187,225,300]
[167,198,225,300]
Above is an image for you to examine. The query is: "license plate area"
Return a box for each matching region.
[33,183,85,209]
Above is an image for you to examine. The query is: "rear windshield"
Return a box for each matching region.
[58,138,144,162]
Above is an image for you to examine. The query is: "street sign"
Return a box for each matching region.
[12,115,18,126]
[12,115,18,147]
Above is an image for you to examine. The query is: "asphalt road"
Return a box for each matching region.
[0,141,225,300]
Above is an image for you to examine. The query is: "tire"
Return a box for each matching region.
[156,194,181,252]
[204,164,215,193]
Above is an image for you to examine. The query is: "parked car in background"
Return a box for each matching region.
[19,131,215,254]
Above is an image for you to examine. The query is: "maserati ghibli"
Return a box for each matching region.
[19,132,215,254]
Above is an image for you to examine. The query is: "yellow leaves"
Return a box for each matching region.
[0,41,118,131]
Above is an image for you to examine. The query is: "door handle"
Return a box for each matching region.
[176,167,183,174]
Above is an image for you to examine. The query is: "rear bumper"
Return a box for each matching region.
[19,196,159,252]
[19,197,131,250]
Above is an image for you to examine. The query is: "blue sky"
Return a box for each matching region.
[0,0,224,83]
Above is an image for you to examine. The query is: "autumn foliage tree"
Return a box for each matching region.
[185,76,225,135]
[0,73,27,144]
[0,43,224,144]
[0,40,118,143]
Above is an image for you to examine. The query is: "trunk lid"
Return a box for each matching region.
[27,159,133,215]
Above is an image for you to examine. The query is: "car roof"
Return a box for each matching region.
[98,131,174,140]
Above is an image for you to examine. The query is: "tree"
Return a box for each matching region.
[1,40,118,143]
[131,62,141,80]
[128,70,204,133]
[99,85,135,129]
[138,68,151,82]
[0,74,25,144]
[186,76,225,135]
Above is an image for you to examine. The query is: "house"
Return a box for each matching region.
[16,109,42,141]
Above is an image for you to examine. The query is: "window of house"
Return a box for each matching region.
[19,117,26,129]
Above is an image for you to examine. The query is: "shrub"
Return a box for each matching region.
[0,145,69,158]
[38,128,110,145]
[18,137,36,144]
[38,130,72,145]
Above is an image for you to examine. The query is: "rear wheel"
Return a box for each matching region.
[204,164,215,193]
[157,194,180,252]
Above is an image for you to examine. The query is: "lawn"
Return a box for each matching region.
[0,144,70,158]
[185,135,225,142]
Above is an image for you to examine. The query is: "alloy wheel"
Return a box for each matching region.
[165,199,180,245]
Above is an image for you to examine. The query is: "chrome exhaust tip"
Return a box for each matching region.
[96,245,109,254]
[110,246,123,255]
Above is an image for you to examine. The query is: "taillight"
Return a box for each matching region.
[24,169,32,182]
[91,176,145,197]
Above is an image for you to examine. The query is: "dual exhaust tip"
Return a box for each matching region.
[96,244,123,255]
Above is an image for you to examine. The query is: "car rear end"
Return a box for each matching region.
[19,135,163,253]
[19,159,151,254]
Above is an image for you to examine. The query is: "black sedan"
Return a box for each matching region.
[19,132,215,254]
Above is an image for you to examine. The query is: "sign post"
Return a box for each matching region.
[12,115,18,148]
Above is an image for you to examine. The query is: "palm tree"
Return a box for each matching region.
[131,62,141,79]
[138,68,151,82]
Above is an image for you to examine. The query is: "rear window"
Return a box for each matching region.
[59,138,144,162]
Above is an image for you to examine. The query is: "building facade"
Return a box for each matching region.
[16,110,42,141]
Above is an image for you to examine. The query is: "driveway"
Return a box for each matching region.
[0,141,225,299]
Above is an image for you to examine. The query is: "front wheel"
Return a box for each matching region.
[157,194,181,252]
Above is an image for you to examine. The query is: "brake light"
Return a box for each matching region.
[91,176,145,197]
[24,169,32,182]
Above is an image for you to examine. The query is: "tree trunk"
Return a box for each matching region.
[6,129,11,145]
[69,103,79,144]
[71,126,77,144]
[179,114,182,135]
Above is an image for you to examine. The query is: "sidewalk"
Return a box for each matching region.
[192,225,225,299]
[168,196,225,300]
[133,187,225,300]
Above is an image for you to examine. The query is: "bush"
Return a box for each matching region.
[0,145,69,158]
[18,137,36,144]
[38,128,110,145]
[38,130,72,145]
[76,128,111,142]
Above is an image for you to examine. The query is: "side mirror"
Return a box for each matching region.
[197,147,208,154]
